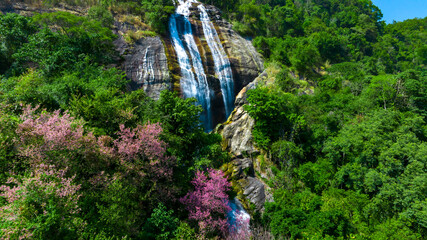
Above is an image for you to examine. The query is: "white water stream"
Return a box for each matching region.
[198,4,235,118]
[170,1,250,232]
[169,0,236,130]
[142,47,155,82]
[169,2,212,130]
[228,198,251,237]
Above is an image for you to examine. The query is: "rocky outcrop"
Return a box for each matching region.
[112,18,172,100]
[217,71,273,212]
[216,71,267,157]
[0,1,85,16]
[121,37,171,99]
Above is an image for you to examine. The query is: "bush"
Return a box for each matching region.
[0,165,85,239]
[88,6,114,28]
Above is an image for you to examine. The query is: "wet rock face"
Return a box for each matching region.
[121,37,171,99]
[165,4,263,126]
[114,31,171,100]
[192,4,264,95]
[205,6,264,95]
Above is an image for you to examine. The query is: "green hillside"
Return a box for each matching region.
[0,0,426,239]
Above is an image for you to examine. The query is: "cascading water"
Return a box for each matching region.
[228,198,251,236]
[198,4,235,118]
[169,0,212,130]
[136,46,156,95]
[142,47,155,82]
[169,0,237,130]
[170,2,251,232]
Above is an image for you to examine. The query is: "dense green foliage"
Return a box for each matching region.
[0,12,228,239]
[224,1,427,238]
[10,0,175,33]
[1,0,426,239]
[204,0,426,78]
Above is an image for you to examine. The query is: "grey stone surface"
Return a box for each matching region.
[119,37,171,100]
[215,71,267,157]
[203,5,264,95]
[216,71,273,212]
[231,157,273,212]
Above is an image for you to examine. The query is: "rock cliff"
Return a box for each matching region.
[217,71,273,212]
[117,3,263,124]
[120,37,171,100]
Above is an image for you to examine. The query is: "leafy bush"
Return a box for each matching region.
[0,165,84,239]
[88,5,114,27]
[10,12,116,76]
[0,14,37,74]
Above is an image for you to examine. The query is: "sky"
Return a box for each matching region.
[372,0,427,23]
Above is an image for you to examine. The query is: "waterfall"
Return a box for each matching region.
[169,2,213,130]
[228,198,251,236]
[142,47,155,82]
[198,4,235,118]
[169,0,236,130]
[136,47,155,94]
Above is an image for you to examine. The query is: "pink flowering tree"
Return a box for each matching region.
[100,123,176,200]
[112,123,174,180]
[180,169,232,238]
[16,105,109,176]
[12,105,177,237]
[0,164,85,239]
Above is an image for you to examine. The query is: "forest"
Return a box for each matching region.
[0,0,426,239]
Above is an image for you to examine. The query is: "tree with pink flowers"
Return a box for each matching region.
[16,105,108,177]
[111,123,174,181]
[180,169,232,238]
[0,164,85,239]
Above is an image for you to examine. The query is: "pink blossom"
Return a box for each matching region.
[180,169,232,237]
[109,123,175,181]
[16,106,84,166]
[0,164,83,239]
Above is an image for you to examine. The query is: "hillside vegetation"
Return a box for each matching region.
[205,0,426,239]
[0,0,426,239]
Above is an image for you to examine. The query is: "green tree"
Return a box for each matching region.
[141,203,179,240]
[0,14,37,74]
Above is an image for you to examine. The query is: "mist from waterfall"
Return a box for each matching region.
[198,4,235,118]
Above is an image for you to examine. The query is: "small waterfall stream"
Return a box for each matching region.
[136,46,156,95]
[228,198,251,236]
[141,47,155,82]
